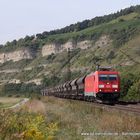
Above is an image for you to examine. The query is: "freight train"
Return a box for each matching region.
[41,67,120,104]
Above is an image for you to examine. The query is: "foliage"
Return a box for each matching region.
[123,80,140,101]
[120,72,140,101]
[120,73,136,97]
[110,23,139,47]
[46,53,56,62]
[42,75,60,87]
[0,59,32,70]
[0,109,58,140]
[17,66,44,81]
[1,83,42,95]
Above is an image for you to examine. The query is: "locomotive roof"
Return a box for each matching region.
[97,70,119,74]
[87,70,118,76]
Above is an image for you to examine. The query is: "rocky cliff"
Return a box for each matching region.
[0,35,112,63]
[42,35,111,57]
[0,35,112,85]
[0,48,34,63]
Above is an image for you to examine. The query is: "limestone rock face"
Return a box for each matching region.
[42,44,56,56]
[8,79,21,84]
[42,43,66,57]
[41,35,111,57]
[95,35,111,48]
[25,78,42,85]
[76,40,91,49]
[41,41,86,57]
[0,49,33,63]
[62,41,75,51]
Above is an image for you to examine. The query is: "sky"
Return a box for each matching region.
[0,0,140,44]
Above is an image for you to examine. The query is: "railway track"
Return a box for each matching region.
[113,103,140,115]
[85,100,140,115]
[94,102,140,115]
[48,95,140,115]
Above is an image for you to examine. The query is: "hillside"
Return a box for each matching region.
[0,5,140,100]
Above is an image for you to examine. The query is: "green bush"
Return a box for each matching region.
[120,73,135,97]
[123,80,140,102]
[1,83,42,95]
[42,75,60,87]
[0,109,58,140]
[120,72,140,101]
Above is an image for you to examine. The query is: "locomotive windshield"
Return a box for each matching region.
[108,75,117,81]
[99,74,117,81]
[99,75,108,81]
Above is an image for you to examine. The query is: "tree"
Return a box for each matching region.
[125,80,140,101]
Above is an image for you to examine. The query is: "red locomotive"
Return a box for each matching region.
[41,67,120,103]
[85,69,120,102]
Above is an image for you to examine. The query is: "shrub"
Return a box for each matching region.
[0,109,58,140]
[118,18,125,22]
[124,80,140,102]
[121,73,137,96]
[2,83,41,95]
[120,72,140,101]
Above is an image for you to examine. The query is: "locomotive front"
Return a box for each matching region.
[96,71,120,102]
[85,69,120,103]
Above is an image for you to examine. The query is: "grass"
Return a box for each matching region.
[24,99,46,114]
[0,96,139,140]
[0,97,23,108]
[109,12,139,24]
[0,59,32,70]
[16,66,44,81]
[107,35,140,66]
[41,96,140,140]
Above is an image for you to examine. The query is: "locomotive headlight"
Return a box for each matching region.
[99,85,104,88]
[112,85,118,88]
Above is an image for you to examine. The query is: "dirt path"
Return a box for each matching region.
[7,98,29,109]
